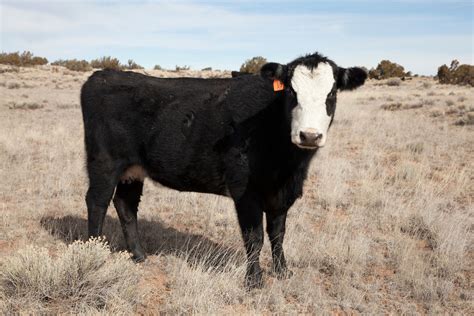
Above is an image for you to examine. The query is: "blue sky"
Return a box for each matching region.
[1,0,472,74]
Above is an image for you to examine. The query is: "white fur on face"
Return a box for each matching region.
[290,63,335,148]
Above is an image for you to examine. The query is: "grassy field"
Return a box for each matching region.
[0,65,472,314]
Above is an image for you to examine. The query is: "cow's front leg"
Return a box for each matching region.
[266,211,293,279]
[235,193,264,289]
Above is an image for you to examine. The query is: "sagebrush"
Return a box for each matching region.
[0,238,144,314]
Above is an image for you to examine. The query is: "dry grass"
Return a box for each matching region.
[0,68,472,314]
[386,78,402,86]
[7,101,44,110]
[7,82,20,89]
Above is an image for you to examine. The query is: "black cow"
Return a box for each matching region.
[80,52,367,288]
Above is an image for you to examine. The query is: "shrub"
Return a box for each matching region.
[422,82,432,89]
[381,102,403,111]
[153,64,163,70]
[445,99,455,106]
[175,65,190,71]
[239,56,267,74]
[437,60,474,86]
[51,59,92,72]
[0,66,19,74]
[90,56,123,70]
[452,64,474,86]
[125,59,144,70]
[7,82,21,89]
[201,67,212,71]
[437,65,451,84]
[386,78,402,86]
[0,238,144,314]
[369,60,407,79]
[455,113,474,126]
[7,101,43,110]
[0,51,48,67]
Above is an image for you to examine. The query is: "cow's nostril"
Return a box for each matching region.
[299,131,307,142]
[299,131,322,146]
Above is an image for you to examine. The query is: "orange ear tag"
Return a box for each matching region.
[273,79,285,91]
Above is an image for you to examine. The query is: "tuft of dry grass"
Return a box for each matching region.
[446,99,455,106]
[0,238,145,314]
[7,82,20,89]
[457,95,466,102]
[455,113,474,126]
[386,78,402,86]
[381,102,402,110]
[422,82,432,89]
[7,101,44,110]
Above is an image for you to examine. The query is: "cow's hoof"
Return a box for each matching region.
[131,250,147,263]
[245,270,264,290]
[274,267,293,280]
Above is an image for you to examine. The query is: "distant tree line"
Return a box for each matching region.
[0,51,48,67]
[0,51,144,72]
[1,51,472,86]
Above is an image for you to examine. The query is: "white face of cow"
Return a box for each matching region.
[290,62,335,149]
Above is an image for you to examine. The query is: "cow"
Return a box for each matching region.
[80,52,367,288]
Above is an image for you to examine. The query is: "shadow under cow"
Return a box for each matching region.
[40,214,244,270]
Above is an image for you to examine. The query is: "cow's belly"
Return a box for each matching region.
[143,150,228,196]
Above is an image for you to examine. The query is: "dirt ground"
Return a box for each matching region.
[0,65,472,314]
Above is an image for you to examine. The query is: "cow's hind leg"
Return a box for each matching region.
[113,180,146,262]
[86,161,121,238]
[235,193,264,289]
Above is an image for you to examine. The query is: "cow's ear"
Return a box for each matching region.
[337,67,367,91]
[261,62,288,82]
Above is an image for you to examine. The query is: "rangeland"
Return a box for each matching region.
[0,65,472,314]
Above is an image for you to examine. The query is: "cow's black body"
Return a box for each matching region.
[80,53,366,288]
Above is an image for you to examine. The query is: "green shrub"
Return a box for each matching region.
[239,56,267,74]
[51,59,92,72]
[0,51,48,67]
[90,56,123,70]
[153,64,163,70]
[201,67,212,71]
[369,60,407,79]
[437,60,474,86]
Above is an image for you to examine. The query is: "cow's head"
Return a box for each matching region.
[261,53,367,149]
